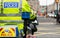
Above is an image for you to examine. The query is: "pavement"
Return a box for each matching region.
[34,16,60,38]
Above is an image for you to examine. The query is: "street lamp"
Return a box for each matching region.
[55,0,59,22]
[55,0,59,14]
[46,0,47,17]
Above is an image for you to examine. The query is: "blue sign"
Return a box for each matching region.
[22,12,30,19]
[4,2,18,8]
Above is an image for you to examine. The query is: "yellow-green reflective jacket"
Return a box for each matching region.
[22,0,36,20]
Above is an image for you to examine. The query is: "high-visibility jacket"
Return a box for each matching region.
[22,0,36,20]
[22,0,31,12]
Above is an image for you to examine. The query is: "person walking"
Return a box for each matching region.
[56,9,60,23]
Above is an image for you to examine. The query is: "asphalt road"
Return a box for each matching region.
[35,16,60,38]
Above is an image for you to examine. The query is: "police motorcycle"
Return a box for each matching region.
[22,0,38,37]
[0,0,24,38]
[0,0,38,38]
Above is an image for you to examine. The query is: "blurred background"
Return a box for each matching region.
[27,0,60,38]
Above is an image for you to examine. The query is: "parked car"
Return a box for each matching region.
[47,12,56,17]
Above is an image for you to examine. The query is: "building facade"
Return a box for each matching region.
[27,0,39,12]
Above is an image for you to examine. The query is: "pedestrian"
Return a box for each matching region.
[56,9,60,23]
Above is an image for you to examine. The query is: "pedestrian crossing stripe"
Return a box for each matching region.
[39,22,56,24]
[35,32,60,36]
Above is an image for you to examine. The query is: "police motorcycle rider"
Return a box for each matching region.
[22,0,38,35]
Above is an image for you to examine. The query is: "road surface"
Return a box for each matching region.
[35,16,60,38]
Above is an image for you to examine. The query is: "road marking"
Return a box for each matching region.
[34,32,60,36]
[39,22,56,24]
[37,27,60,30]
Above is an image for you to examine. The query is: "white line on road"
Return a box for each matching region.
[34,32,60,36]
[39,22,56,24]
